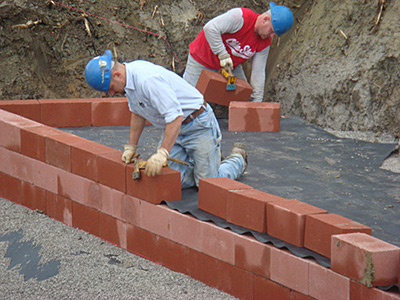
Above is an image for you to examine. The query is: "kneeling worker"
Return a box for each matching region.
[84,50,247,189]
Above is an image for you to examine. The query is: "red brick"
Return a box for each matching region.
[0,100,41,122]
[98,151,126,193]
[126,224,161,263]
[253,275,291,300]
[234,234,271,278]
[229,102,281,132]
[218,260,254,300]
[0,172,22,204]
[0,109,41,152]
[31,158,59,194]
[39,99,92,127]
[139,202,172,238]
[45,132,88,171]
[305,213,372,258]
[270,247,310,295]
[266,199,328,247]
[201,221,235,264]
[0,146,34,184]
[46,192,73,226]
[309,260,350,300]
[158,238,188,274]
[72,201,99,236]
[170,208,203,251]
[187,249,220,289]
[122,194,141,226]
[71,140,118,181]
[99,184,125,219]
[56,169,99,206]
[91,97,131,126]
[198,177,252,219]
[331,233,400,287]
[227,189,287,233]
[0,114,21,152]
[126,165,181,204]
[98,212,127,248]
[21,181,47,212]
[21,125,62,162]
[350,280,400,300]
[195,69,252,106]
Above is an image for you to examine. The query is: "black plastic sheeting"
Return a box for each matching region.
[63,117,400,289]
[164,188,330,267]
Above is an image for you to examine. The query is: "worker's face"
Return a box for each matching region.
[254,13,275,39]
[108,71,126,96]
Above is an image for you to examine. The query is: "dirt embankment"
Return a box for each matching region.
[0,0,398,138]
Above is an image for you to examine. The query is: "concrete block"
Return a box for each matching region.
[125,165,181,204]
[305,213,372,258]
[198,177,252,219]
[195,69,252,106]
[331,233,400,287]
[0,100,41,122]
[229,101,280,132]
[39,98,92,127]
[266,199,328,247]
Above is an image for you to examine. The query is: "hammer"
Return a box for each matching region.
[132,156,189,180]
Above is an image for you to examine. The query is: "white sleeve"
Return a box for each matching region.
[250,46,270,102]
[203,8,244,57]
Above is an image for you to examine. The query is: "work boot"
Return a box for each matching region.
[227,142,248,173]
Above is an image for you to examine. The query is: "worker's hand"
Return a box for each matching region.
[121,144,138,164]
[218,53,233,71]
[145,147,169,177]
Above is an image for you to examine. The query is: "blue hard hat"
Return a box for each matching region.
[85,49,113,92]
[270,2,294,36]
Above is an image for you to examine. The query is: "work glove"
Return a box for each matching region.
[121,144,138,164]
[145,147,169,177]
[218,53,233,71]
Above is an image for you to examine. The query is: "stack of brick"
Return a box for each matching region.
[0,99,399,300]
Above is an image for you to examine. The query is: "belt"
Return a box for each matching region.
[182,101,207,125]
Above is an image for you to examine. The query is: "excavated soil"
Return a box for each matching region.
[0,0,399,139]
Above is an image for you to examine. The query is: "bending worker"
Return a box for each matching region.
[183,2,293,102]
[84,50,247,189]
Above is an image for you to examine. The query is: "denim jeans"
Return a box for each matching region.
[183,53,247,88]
[161,104,245,189]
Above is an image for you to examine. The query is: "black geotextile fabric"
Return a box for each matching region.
[62,117,400,273]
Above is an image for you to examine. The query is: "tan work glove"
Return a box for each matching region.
[145,147,169,177]
[121,144,138,164]
[218,53,233,70]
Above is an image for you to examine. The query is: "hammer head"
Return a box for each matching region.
[132,159,140,180]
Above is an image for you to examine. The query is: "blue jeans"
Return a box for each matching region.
[162,104,245,189]
[183,53,247,88]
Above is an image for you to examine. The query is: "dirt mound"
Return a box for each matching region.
[0,0,398,137]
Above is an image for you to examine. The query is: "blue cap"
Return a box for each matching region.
[85,50,113,92]
[270,2,294,36]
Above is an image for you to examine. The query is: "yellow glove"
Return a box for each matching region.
[218,53,233,70]
[121,144,138,164]
[145,147,169,177]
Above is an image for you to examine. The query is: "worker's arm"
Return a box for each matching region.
[129,112,146,145]
[145,115,183,177]
[122,113,146,164]
[250,46,270,102]
[203,8,244,57]
[160,115,184,152]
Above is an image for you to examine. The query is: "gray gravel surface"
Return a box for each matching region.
[0,198,235,300]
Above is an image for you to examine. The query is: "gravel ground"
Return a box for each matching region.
[0,198,236,300]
